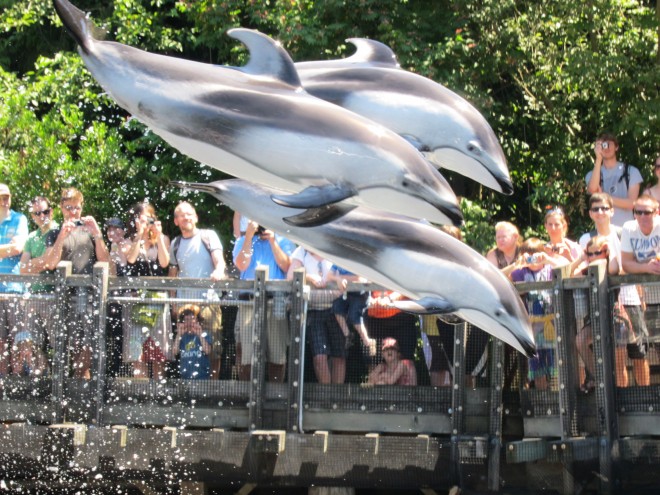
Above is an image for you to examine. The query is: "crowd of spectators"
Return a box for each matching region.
[0,133,658,391]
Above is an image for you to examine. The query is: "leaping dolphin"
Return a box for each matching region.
[172,179,536,358]
[53,0,463,227]
[296,39,513,195]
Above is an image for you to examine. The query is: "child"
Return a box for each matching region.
[173,304,212,380]
[510,237,565,390]
[327,265,369,349]
[367,338,417,386]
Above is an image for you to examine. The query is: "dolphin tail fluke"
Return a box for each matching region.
[392,297,456,315]
[53,0,97,54]
[283,204,357,227]
[271,184,357,209]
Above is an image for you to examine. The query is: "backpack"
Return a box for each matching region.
[599,163,630,190]
[170,229,215,268]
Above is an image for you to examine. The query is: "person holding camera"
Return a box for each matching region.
[121,203,172,380]
[43,187,110,379]
[585,132,642,227]
[510,237,566,390]
[233,220,295,382]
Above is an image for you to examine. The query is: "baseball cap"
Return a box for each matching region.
[382,338,399,351]
[104,217,125,230]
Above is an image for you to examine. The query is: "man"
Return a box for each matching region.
[168,201,225,378]
[575,193,647,388]
[614,194,657,387]
[19,196,59,375]
[586,133,642,227]
[43,187,110,379]
[0,184,28,376]
[233,221,295,382]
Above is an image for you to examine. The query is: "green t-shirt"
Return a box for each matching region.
[24,222,58,293]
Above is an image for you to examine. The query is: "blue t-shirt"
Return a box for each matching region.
[0,210,28,293]
[232,235,296,280]
[178,332,212,379]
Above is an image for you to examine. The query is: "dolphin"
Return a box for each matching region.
[52,0,463,227]
[295,39,513,195]
[172,179,536,358]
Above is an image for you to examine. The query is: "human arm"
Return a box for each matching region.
[610,181,640,213]
[210,249,225,281]
[586,141,604,194]
[0,214,27,259]
[621,251,660,275]
[81,216,110,263]
[234,222,257,272]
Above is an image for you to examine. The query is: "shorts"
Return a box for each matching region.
[331,293,367,326]
[22,295,53,351]
[427,317,457,373]
[124,299,173,362]
[235,301,290,366]
[307,309,346,359]
[643,303,660,342]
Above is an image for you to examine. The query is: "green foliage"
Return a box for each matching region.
[0,0,659,258]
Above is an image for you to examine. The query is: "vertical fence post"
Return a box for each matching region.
[450,322,467,483]
[248,267,268,431]
[553,266,580,494]
[487,336,505,492]
[286,269,306,432]
[587,260,618,494]
[92,262,109,426]
[51,262,72,423]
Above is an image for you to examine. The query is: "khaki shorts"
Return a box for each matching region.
[235,302,289,366]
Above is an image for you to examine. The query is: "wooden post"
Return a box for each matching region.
[248,267,268,430]
[287,268,306,432]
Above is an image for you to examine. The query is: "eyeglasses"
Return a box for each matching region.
[634,209,656,216]
[31,208,51,216]
[63,205,82,212]
[655,163,660,169]
[586,249,606,257]
[590,206,611,213]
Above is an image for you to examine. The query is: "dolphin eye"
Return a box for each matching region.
[467,141,482,156]
[495,309,502,317]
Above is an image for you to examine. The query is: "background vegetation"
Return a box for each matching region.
[1,0,659,256]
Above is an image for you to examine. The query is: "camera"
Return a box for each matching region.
[256,225,266,236]
[74,220,85,227]
[147,217,155,225]
[526,254,540,264]
[601,142,609,150]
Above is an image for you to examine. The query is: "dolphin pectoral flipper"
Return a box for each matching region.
[401,134,430,153]
[392,297,457,315]
[283,204,357,227]
[271,184,357,209]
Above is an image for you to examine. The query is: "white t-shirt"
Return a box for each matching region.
[621,218,660,304]
[291,246,333,284]
[579,228,640,305]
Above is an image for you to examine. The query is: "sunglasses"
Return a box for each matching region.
[590,206,611,213]
[586,249,607,257]
[31,208,51,216]
[634,209,656,216]
[545,205,564,216]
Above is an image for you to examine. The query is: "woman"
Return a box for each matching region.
[124,202,172,380]
[643,155,660,202]
[543,206,581,264]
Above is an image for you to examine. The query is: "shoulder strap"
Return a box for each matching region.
[599,163,631,189]
[172,230,215,265]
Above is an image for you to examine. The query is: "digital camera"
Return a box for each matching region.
[147,217,155,225]
[74,220,85,227]
[526,254,541,264]
[601,142,609,149]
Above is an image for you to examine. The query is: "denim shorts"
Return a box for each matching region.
[307,309,346,358]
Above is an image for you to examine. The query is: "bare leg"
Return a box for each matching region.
[239,363,251,381]
[152,361,166,381]
[615,347,628,388]
[0,338,8,376]
[73,347,91,379]
[330,357,346,384]
[632,358,650,386]
[133,361,148,377]
[313,355,331,384]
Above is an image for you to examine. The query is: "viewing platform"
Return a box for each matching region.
[0,261,659,494]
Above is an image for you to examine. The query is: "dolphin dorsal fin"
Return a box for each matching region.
[343,38,400,67]
[227,28,302,88]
